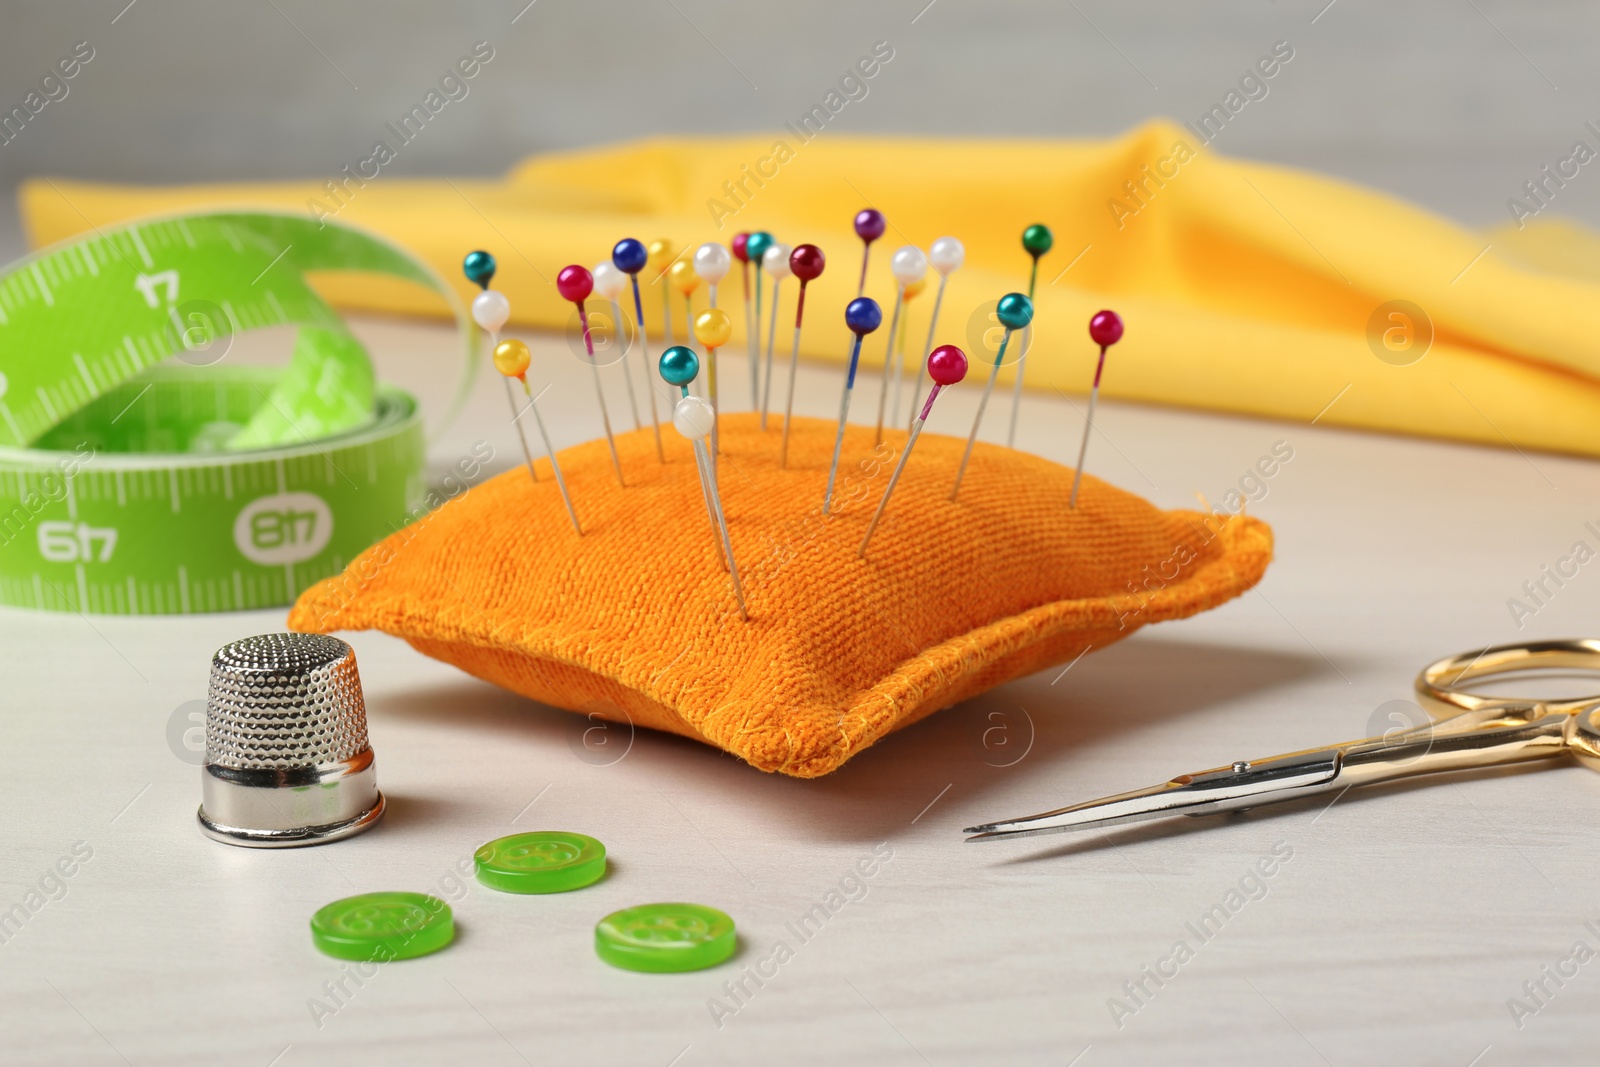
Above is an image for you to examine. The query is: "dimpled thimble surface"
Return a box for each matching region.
[197,632,385,847]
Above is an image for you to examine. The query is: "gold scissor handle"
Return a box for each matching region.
[1417,638,1600,771]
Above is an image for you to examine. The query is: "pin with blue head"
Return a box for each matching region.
[853,209,885,297]
[613,237,664,463]
[861,345,968,557]
[558,264,625,487]
[951,293,1033,501]
[660,345,744,613]
[822,296,883,515]
[1007,224,1054,448]
[745,231,775,417]
[465,251,538,488]
[1070,309,1124,510]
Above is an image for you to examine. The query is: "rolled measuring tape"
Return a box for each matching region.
[0,211,472,614]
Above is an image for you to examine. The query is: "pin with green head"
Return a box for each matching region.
[1009,224,1054,447]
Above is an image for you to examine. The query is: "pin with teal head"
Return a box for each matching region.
[1007,224,1052,448]
[951,292,1032,501]
[463,249,496,290]
[745,231,775,417]
[822,297,883,515]
[661,345,744,614]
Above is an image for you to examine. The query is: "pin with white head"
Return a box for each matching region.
[874,244,927,445]
[612,237,665,463]
[1070,309,1124,509]
[951,293,1033,501]
[908,236,964,427]
[861,345,968,557]
[779,243,826,469]
[759,240,792,429]
[464,250,537,486]
[695,241,731,310]
[492,338,581,534]
[893,273,927,419]
[660,345,746,618]
[557,264,625,487]
[592,261,642,434]
[1007,224,1053,447]
[823,297,883,514]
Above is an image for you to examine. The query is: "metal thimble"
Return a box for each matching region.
[197,633,386,848]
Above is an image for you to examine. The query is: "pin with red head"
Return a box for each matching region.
[779,243,826,469]
[860,345,968,557]
[1070,310,1124,509]
[732,233,756,409]
[557,264,625,486]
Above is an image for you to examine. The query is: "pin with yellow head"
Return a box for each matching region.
[493,337,582,536]
[647,239,677,342]
[692,306,731,461]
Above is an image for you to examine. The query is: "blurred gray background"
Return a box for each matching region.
[1,0,1595,259]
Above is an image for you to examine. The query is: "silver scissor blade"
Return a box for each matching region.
[963,749,1344,842]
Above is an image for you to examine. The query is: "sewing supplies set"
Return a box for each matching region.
[5,203,1563,976]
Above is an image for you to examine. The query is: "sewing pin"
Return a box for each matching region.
[557,264,625,486]
[908,236,964,428]
[853,208,885,297]
[779,243,826,469]
[669,258,702,358]
[692,306,732,462]
[660,345,745,618]
[1007,224,1053,448]
[823,297,883,514]
[950,293,1032,501]
[647,238,676,342]
[759,240,792,429]
[860,345,968,557]
[1070,309,1124,509]
[874,245,926,445]
[744,232,774,418]
[694,241,731,314]
[465,251,537,485]
[592,261,642,433]
[660,344,727,572]
[613,238,665,463]
[493,338,581,534]
[732,232,756,409]
[892,273,927,421]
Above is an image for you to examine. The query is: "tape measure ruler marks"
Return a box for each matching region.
[0,211,470,615]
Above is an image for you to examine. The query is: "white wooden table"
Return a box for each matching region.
[4,316,1598,1066]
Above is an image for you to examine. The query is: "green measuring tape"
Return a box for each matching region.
[0,211,471,614]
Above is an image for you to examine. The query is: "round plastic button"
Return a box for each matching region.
[309,892,454,962]
[594,902,737,973]
[474,831,608,894]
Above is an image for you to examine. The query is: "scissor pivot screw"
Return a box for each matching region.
[1232,761,1251,773]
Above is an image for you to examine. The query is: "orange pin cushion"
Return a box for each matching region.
[289,414,1272,777]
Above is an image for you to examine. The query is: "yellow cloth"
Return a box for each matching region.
[20,119,1600,456]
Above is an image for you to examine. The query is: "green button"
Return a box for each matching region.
[595,903,738,973]
[474,831,608,894]
[309,892,454,962]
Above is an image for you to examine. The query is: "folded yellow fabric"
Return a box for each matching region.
[288,414,1272,777]
[21,119,1600,456]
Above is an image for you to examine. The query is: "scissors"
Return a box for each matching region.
[964,639,1600,842]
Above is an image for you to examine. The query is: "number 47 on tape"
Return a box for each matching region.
[38,521,117,563]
